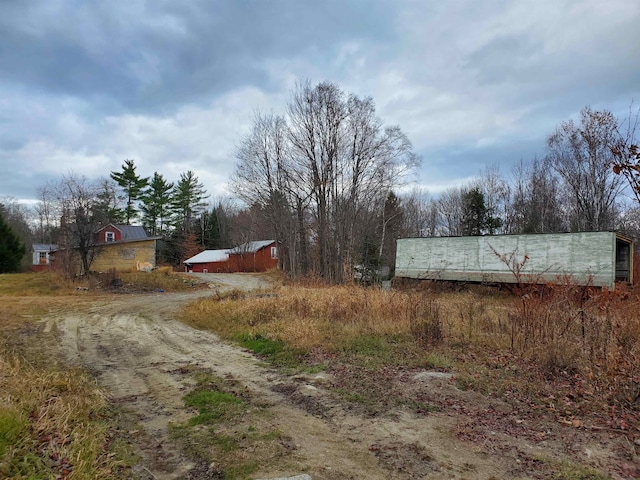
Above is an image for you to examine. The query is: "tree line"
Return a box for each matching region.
[1,81,638,279]
[231,84,640,281]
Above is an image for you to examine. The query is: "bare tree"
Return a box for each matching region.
[232,81,418,282]
[477,165,510,234]
[34,185,57,244]
[51,174,101,275]
[437,186,466,236]
[547,107,624,231]
[232,112,310,276]
[510,158,566,234]
[401,188,437,237]
[287,81,418,282]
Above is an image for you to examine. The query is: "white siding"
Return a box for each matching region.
[395,232,618,288]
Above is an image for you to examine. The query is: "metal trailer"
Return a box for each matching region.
[395,232,633,289]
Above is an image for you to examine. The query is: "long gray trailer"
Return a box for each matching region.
[395,232,633,289]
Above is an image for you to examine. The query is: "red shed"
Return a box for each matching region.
[227,240,278,272]
[183,249,231,273]
[184,240,279,273]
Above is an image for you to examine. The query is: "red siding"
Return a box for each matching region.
[228,244,278,272]
[32,264,51,272]
[95,226,121,244]
[185,243,279,273]
[187,261,234,273]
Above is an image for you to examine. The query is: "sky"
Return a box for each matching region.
[1,0,639,207]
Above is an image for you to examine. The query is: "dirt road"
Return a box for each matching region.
[40,274,513,479]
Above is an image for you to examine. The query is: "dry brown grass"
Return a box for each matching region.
[0,272,79,296]
[182,282,640,414]
[0,355,119,479]
[182,285,513,361]
[0,274,126,479]
[508,283,640,404]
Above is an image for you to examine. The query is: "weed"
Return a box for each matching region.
[171,371,291,479]
[237,333,305,368]
[184,390,243,425]
[424,353,452,370]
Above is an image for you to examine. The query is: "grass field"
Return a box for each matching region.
[1,270,639,478]
[181,281,640,429]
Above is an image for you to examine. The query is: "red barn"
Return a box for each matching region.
[183,249,231,273]
[183,240,279,273]
[227,240,278,272]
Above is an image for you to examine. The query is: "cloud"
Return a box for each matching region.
[0,0,638,207]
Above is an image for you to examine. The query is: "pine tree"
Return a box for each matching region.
[172,171,207,233]
[140,172,174,236]
[110,159,149,224]
[0,209,26,273]
[461,187,502,236]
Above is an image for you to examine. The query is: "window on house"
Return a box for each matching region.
[105,231,115,242]
[271,246,278,259]
[39,252,47,264]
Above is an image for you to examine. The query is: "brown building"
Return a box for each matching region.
[91,224,160,272]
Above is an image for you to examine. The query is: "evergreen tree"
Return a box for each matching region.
[0,209,26,273]
[93,179,125,225]
[196,208,224,249]
[140,172,174,236]
[172,171,207,233]
[461,187,502,236]
[110,159,149,224]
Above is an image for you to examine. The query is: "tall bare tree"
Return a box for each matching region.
[287,81,418,282]
[401,188,438,238]
[34,185,56,244]
[232,112,309,275]
[232,81,418,282]
[51,174,101,275]
[510,158,566,234]
[611,103,640,205]
[547,107,624,231]
[437,186,466,236]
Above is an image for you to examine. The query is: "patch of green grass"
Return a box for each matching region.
[334,388,370,404]
[210,433,240,453]
[184,390,243,425]
[337,334,421,369]
[0,408,28,458]
[553,461,611,480]
[225,460,260,478]
[424,353,452,369]
[337,335,395,368]
[236,333,305,368]
[398,399,441,413]
[171,371,294,480]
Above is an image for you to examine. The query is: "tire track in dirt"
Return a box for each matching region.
[41,274,511,479]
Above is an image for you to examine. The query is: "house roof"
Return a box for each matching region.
[32,243,58,252]
[183,249,230,264]
[228,240,275,254]
[106,224,149,240]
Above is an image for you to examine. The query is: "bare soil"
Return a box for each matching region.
[22,273,636,479]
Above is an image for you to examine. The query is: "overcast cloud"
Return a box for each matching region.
[1,0,639,205]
